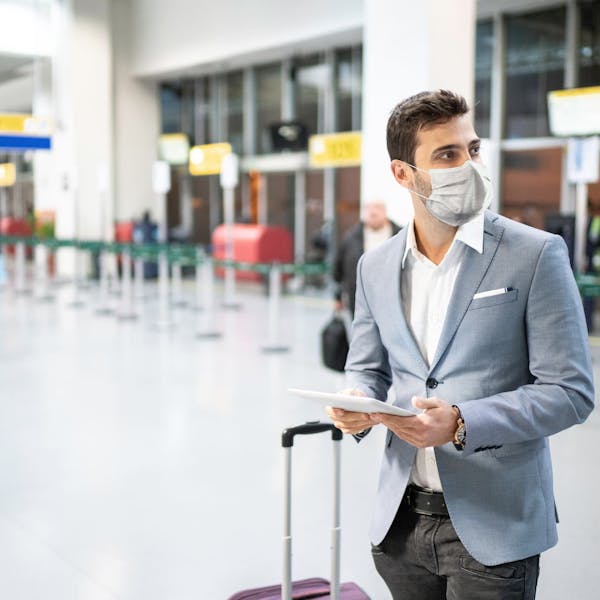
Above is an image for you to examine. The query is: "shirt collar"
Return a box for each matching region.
[401,212,485,269]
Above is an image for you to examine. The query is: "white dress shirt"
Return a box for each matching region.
[401,213,484,491]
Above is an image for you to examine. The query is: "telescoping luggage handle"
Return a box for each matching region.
[281,421,343,600]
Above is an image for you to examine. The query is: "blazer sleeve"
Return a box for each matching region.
[457,234,595,456]
[345,255,393,401]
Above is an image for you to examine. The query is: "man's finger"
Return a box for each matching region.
[412,396,444,410]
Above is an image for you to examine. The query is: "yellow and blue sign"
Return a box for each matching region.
[0,114,52,151]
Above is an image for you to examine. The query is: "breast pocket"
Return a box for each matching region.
[468,288,518,311]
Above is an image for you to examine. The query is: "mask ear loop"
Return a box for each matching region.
[397,160,430,201]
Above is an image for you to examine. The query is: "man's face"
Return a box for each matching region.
[392,115,482,199]
[363,202,388,230]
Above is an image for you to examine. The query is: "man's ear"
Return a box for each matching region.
[390,160,412,189]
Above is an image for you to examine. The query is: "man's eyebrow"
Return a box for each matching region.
[431,139,481,155]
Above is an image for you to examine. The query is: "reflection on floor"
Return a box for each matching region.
[0,280,598,599]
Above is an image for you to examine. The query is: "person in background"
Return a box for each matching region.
[333,200,401,315]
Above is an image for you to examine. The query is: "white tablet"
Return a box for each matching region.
[288,388,417,417]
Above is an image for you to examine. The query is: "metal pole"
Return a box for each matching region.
[96,250,113,315]
[282,447,292,600]
[134,256,145,300]
[261,263,289,353]
[575,182,588,273]
[171,260,186,308]
[118,248,137,320]
[196,256,221,339]
[330,440,341,600]
[15,241,29,295]
[35,243,54,302]
[222,186,240,309]
[156,250,173,329]
[192,246,205,311]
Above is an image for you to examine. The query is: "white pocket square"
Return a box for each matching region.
[473,288,512,300]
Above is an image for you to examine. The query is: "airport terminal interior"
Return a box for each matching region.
[1,0,600,598]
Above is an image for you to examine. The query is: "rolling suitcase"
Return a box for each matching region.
[228,422,370,600]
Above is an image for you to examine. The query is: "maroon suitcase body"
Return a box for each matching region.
[228,423,370,600]
[228,576,369,599]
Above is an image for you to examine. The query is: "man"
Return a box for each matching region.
[333,200,401,315]
[327,90,594,600]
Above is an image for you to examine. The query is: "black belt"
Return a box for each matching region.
[403,485,449,517]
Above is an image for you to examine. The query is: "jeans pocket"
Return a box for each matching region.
[459,555,525,581]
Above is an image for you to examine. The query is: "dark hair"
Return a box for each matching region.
[386,90,469,164]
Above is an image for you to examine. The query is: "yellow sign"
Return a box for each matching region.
[548,86,600,137]
[0,113,53,135]
[309,131,362,167]
[0,163,16,187]
[189,142,232,175]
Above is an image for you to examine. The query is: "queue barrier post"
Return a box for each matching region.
[192,246,205,311]
[156,249,174,329]
[196,256,221,339]
[261,262,290,353]
[134,254,146,300]
[35,242,54,302]
[96,248,114,315]
[171,252,186,308]
[67,241,86,308]
[118,247,137,320]
[14,240,32,295]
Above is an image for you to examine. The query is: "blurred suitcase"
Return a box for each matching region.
[228,422,370,600]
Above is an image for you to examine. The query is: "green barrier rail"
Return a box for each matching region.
[576,274,600,298]
[0,235,330,276]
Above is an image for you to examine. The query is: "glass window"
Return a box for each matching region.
[475,20,493,138]
[294,54,327,136]
[579,0,600,87]
[504,7,566,138]
[181,80,196,145]
[194,77,214,145]
[160,83,182,134]
[336,46,362,132]
[501,147,563,230]
[255,63,281,154]
[225,70,244,154]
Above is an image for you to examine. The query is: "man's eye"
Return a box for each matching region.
[438,151,453,160]
[470,146,481,156]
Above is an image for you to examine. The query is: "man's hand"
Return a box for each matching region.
[370,396,459,448]
[334,299,344,312]
[325,389,373,435]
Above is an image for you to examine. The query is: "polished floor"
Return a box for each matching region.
[0,271,598,599]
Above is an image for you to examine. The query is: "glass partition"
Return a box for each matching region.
[504,7,566,138]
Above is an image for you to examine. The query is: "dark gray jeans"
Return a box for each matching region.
[372,503,539,600]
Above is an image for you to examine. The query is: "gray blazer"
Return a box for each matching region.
[346,211,595,566]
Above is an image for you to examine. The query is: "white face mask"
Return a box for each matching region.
[406,160,492,227]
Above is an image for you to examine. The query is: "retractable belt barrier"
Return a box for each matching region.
[0,235,329,277]
[0,235,330,350]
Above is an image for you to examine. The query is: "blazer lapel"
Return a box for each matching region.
[429,213,505,374]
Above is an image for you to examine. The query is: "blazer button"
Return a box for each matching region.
[426,378,438,389]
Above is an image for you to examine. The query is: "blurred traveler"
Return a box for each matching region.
[327,89,594,600]
[333,200,400,315]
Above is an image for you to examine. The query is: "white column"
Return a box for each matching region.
[361,0,476,226]
[52,0,115,277]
